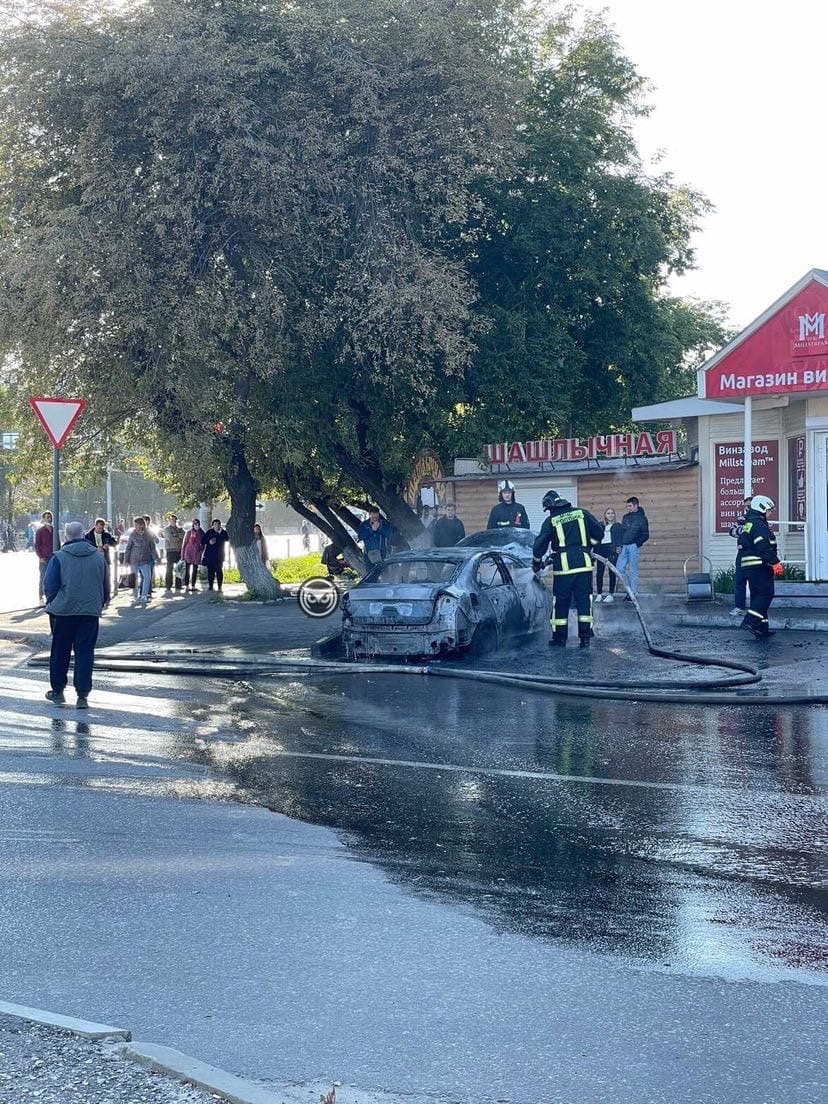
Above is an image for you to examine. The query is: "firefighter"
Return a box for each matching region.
[487,480,530,530]
[532,490,604,648]
[737,494,781,638]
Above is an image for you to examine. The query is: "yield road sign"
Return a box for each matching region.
[29,397,86,449]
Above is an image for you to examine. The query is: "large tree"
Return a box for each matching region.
[0,0,524,588]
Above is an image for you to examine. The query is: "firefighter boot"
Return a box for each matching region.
[578,634,590,649]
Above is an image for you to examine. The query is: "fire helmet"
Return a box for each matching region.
[498,479,515,501]
[750,495,774,514]
[542,489,563,510]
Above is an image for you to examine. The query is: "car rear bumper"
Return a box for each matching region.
[341,625,466,658]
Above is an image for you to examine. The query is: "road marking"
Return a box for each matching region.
[265,747,828,800]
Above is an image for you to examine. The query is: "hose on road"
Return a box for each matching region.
[27,555,828,704]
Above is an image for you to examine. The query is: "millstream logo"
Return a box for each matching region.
[798,312,825,342]
[297,576,341,618]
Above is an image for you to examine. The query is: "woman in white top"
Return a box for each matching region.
[253,523,269,565]
[594,507,623,602]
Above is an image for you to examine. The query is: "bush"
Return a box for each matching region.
[269,553,325,583]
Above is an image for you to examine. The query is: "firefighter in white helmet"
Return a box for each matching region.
[737,494,781,638]
[487,480,530,530]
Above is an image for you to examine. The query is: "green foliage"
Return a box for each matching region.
[713,567,736,595]
[270,554,326,584]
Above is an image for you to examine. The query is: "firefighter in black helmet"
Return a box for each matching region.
[532,490,604,648]
[487,480,530,530]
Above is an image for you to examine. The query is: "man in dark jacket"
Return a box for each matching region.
[85,517,117,605]
[737,495,780,638]
[201,519,230,591]
[532,490,604,648]
[432,503,466,547]
[728,496,753,616]
[487,480,530,530]
[615,496,650,599]
[43,520,106,708]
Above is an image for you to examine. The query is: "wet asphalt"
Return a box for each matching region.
[0,636,826,1102]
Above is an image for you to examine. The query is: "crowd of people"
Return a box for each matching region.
[32,511,235,609]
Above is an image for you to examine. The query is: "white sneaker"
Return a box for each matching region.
[603,594,614,603]
[593,594,603,603]
[730,607,745,617]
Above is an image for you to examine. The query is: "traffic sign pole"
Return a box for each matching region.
[52,446,60,553]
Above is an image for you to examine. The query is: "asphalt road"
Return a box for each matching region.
[0,642,825,1103]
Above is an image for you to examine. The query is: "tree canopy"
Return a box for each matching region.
[0,0,727,590]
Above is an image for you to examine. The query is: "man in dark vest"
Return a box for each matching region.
[532,489,604,649]
[43,520,106,708]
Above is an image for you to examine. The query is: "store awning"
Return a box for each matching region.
[631,397,744,422]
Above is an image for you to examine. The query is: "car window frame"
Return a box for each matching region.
[475,553,510,589]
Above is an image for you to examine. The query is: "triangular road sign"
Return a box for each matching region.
[29,397,86,449]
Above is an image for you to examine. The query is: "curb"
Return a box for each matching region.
[0,1001,279,1103]
[117,1041,284,1104]
[677,614,828,632]
[0,999,130,1041]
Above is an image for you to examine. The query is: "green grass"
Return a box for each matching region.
[269,553,326,583]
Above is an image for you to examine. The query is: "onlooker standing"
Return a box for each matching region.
[181,519,203,591]
[615,496,650,600]
[35,510,57,602]
[201,519,229,591]
[161,513,185,593]
[728,496,753,617]
[123,516,156,606]
[43,520,105,709]
[84,517,117,605]
[356,507,393,566]
[253,523,269,565]
[300,520,311,552]
[594,507,623,603]
[143,515,158,594]
[432,503,466,547]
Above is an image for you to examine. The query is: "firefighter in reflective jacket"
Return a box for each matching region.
[532,490,604,648]
[737,494,780,638]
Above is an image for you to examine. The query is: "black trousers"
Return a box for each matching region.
[595,546,618,594]
[165,549,183,590]
[551,571,593,642]
[206,563,223,589]
[743,566,774,630]
[183,563,199,588]
[49,614,99,697]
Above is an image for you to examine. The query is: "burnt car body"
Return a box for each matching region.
[340,530,551,659]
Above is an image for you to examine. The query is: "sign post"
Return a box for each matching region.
[29,398,86,549]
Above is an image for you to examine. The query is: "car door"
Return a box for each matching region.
[473,554,521,637]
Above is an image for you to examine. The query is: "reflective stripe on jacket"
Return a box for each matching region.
[532,501,604,574]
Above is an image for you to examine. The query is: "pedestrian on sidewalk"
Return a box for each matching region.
[35,510,57,602]
[161,513,185,593]
[123,516,156,606]
[43,520,105,709]
[594,507,623,602]
[615,497,649,600]
[181,519,203,591]
[84,517,117,605]
[432,502,466,547]
[728,496,753,617]
[201,519,229,591]
[253,523,269,565]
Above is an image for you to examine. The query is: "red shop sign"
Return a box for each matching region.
[715,440,779,534]
[703,275,828,399]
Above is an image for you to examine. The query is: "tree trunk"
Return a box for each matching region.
[223,438,282,599]
[333,448,428,546]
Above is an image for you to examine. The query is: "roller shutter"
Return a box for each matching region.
[510,479,578,532]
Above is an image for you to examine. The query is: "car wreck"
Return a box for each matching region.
[340,529,551,659]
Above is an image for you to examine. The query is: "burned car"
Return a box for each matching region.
[340,534,551,659]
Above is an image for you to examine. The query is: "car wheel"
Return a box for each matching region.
[469,621,497,657]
